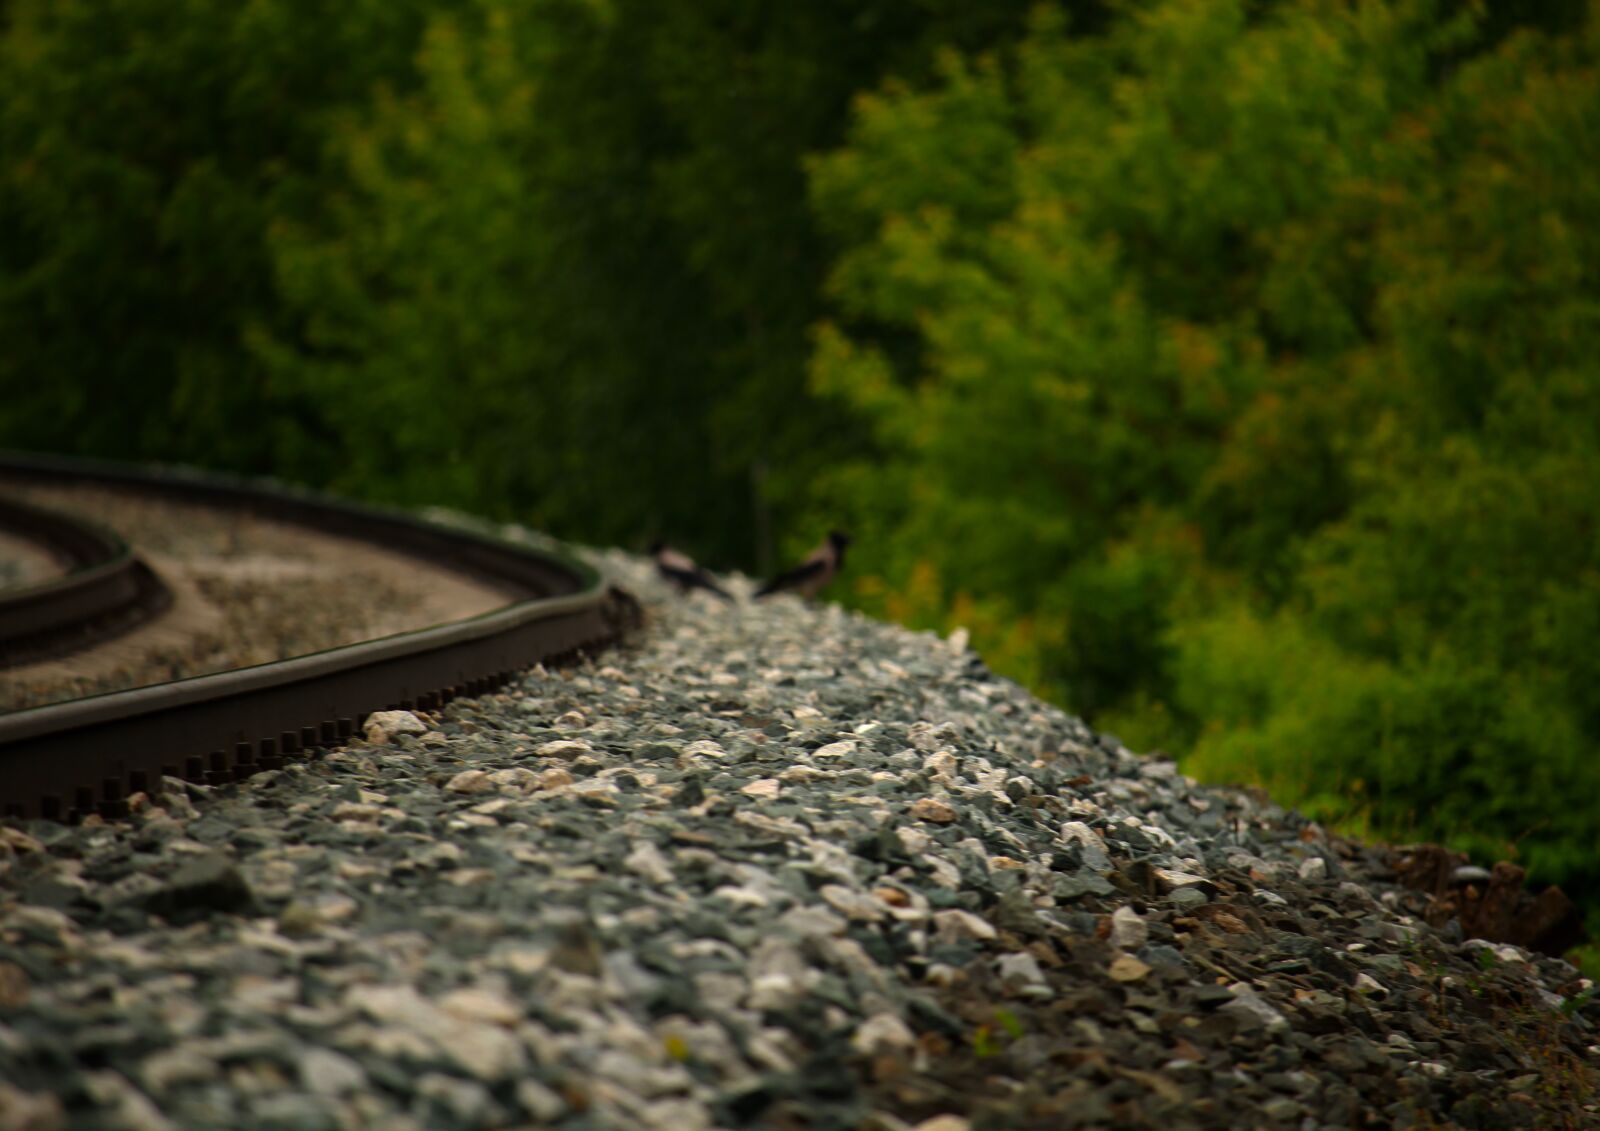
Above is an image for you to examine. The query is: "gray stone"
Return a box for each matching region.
[298,1047,368,1096]
[413,1073,494,1125]
[1218,984,1290,1033]
[139,855,256,921]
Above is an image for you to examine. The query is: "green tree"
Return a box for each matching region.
[1,0,1072,564]
[0,0,457,471]
[807,0,1449,705]
[807,0,1600,900]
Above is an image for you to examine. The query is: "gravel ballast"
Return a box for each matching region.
[0,549,1595,1130]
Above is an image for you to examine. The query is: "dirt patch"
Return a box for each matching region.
[0,529,65,590]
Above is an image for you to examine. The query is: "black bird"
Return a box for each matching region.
[652,541,732,600]
[755,531,851,599]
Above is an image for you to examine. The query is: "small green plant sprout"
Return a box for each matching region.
[971,1008,1027,1058]
[971,1024,1000,1059]
[1558,985,1596,1018]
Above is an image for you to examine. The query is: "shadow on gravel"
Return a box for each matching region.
[819,853,1599,1130]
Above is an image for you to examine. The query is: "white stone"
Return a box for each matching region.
[734,810,808,838]
[820,885,887,922]
[345,984,525,1081]
[932,909,996,943]
[625,841,675,885]
[1058,822,1111,872]
[490,946,549,976]
[923,855,963,889]
[748,973,802,1010]
[789,706,827,730]
[140,1045,218,1092]
[445,770,494,794]
[488,767,538,791]
[439,987,522,1026]
[298,1048,367,1096]
[775,905,847,939]
[711,884,769,908]
[535,738,593,760]
[779,765,826,783]
[851,1012,916,1055]
[640,1098,714,1131]
[568,778,619,804]
[363,710,427,744]
[693,971,747,1011]
[0,825,43,851]
[812,740,857,759]
[896,827,933,854]
[912,1116,972,1131]
[537,767,574,790]
[0,1083,63,1130]
[1110,905,1148,950]
[908,797,959,823]
[1353,973,1389,997]
[996,952,1047,992]
[516,1078,568,1121]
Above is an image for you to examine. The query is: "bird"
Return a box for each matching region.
[651,541,733,600]
[754,531,851,599]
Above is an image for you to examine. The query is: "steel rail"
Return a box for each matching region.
[0,495,171,664]
[0,452,639,822]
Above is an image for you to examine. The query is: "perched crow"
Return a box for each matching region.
[651,541,732,600]
[755,531,851,599]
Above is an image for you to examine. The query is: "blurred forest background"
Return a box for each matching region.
[4,0,1598,937]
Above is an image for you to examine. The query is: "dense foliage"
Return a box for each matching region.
[4,0,1598,923]
[808,0,1600,904]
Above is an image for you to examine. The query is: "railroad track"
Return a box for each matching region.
[0,453,639,823]
[0,492,172,666]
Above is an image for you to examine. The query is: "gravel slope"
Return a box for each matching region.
[0,549,1594,1130]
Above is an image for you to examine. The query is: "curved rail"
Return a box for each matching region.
[0,452,640,822]
[0,495,171,665]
